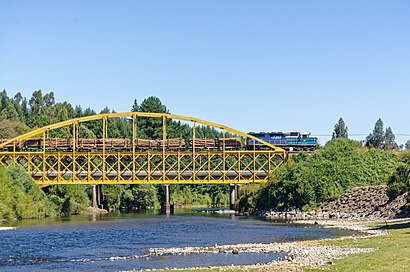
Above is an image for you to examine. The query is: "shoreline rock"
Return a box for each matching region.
[0,227,17,231]
[87,207,108,214]
[262,185,409,221]
[193,208,236,214]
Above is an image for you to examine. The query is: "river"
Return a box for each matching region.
[0,210,354,272]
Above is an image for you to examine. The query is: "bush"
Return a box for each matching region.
[239,138,399,212]
[0,166,56,219]
[236,184,261,213]
[387,152,410,200]
[48,185,90,216]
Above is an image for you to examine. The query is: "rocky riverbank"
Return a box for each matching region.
[125,185,410,272]
[139,219,393,272]
[262,185,409,221]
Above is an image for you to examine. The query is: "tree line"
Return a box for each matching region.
[332,117,409,150]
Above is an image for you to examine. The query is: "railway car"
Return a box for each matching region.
[246,132,318,152]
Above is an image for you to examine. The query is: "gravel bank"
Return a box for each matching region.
[135,219,394,272]
[0,227,17,231]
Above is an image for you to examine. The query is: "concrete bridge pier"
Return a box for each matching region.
[92,185,102,208]
[230,184,236,210]
[164,184,171,215]
[229,184,242,210]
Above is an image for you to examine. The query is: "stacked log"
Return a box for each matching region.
[216,137,242,149]
[1,137,243,151]
[158,138,186,150]
[134,138,159,150]
[96,138,130,150]
[45,138,72,149]
[189,138,217,148]
[78,138,97,150]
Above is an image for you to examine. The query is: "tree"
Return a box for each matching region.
[131,99,139,112]
[0,101,19,121]
[406,140,410,150]
[0,90,8,112]
[332,117,348,139]
[0,119,30,138]
[384,127,398,151]
[28,90,44,116]
[136,97,169,139]
[27,90,56,128]
[365,118,385,149]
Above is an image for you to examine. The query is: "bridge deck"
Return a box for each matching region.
[29,170,268,184]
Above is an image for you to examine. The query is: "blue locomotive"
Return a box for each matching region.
[247,132,319,151]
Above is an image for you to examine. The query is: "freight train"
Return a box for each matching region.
[0,137,242,152]
[246,132,319,151]
[0,132,318,152]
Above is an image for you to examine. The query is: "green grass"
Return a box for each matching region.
[309,221,410,272]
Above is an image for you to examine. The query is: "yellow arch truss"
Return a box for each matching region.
[0,112,287,184]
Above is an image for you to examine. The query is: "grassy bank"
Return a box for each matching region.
[309,220,410,272]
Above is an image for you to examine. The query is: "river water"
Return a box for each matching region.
[0,210,354,272]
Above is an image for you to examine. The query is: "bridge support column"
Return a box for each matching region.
[230,184,236,210]
[164,184,171,215]
[92,185,102,209]
[92,185,98,208]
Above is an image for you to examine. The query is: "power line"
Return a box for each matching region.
[312,133,410,137]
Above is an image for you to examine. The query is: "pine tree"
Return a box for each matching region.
[366,118,385,149]
[384,126,398,151]
[137,97,169,139]
[131,99,139,112]
[405,140,410,150]
[332,117,348,139]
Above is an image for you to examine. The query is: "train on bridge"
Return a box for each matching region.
[0,131,318,152]
[246,132,319,152]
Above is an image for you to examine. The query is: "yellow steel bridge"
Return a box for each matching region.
[0,112,287,185]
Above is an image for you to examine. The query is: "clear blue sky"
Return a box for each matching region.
[1,1,409,145]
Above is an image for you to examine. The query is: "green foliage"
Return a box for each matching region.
[332,117,348,139]
[0,166,56,219]
[0,100,19,121]
[387,152,410,199]
[366,118,385,149]
[48,185,90,216]
[384,126,398,151]
[101,184,124,211]
[133,96,169,139]
[239,138,399,212]
[406,140,410,150]
[0,119,30,138]
[236,184,261,213]
[0,170,15,219]
[101,184,160,211]
[121,185,159,210]
[171,185,228,207]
